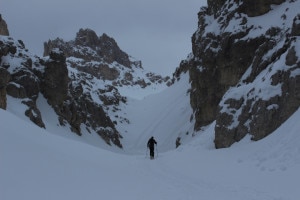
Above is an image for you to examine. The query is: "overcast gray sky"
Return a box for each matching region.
[1,0,207,75]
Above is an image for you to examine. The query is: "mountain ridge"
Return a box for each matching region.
[1,0,300,150]
[176,0,300,148]
[0,23,171,149]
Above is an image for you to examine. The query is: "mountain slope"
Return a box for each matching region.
[1,4,300,199]
[0,27,171,150]
[2,0,299,151]
[117,73,194,153]
[178,0,300,148]
[1,104,300,200]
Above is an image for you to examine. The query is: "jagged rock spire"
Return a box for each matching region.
[44,28,132,68]
[75,28,99,47]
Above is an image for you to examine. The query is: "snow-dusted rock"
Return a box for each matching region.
[0,14,9,36]
[177,0,300,148]
[0,19,171,149]
[44,28,170,88]
[0,67,10,109]
[0,34,123,147]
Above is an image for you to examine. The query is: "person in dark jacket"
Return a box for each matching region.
[147,136,157,159]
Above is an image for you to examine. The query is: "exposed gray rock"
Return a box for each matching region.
[291,14,300,36]
[177,0,300,148]
[286,47,298,66]
[44,29,131,68]
[238,0,286,17]
[41,48,68,106]
[75,28,99,47]
[0,34,123,147]
[0,14,9,36]
[0,67,10,109]
[0,35,45,127]
[98,33,131,68]
[43,28,170,88]
[22,99,45,128]
[188,11,264,130]
[6,82,27,99]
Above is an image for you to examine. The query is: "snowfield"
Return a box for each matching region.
[1,0,300,198]
[1,86,300,200]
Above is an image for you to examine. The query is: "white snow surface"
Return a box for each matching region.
[1,1,300,199]
[1,71,300,199]
[116,73,194,154]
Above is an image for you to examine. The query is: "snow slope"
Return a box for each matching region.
[116,73,195,154]
[1,96,300,200]
[1,1,300,197]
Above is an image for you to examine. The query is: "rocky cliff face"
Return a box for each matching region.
[44,29,132,68]
[42,28,171,146]
[178,0,300,148]
[0,35,123,146]
[44,28,170,88]
[0,15,10,109]
[0,36,46,128]
[0,17,170,148]
[0,14,9,36]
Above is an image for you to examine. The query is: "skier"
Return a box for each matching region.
[147,136,157,160]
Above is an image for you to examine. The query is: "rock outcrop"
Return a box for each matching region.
[0,19,170,148]
[44,28,170,87]
[0,14,10,109]
[41,29,173,147]
[44,29,131,68]
[0,14,9,36]
[238,0,286,17]
[0,22,126,147]
[0,36,45,128]
[0,67,10,109]
[41,48,68,106]
[178,0,300,148]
